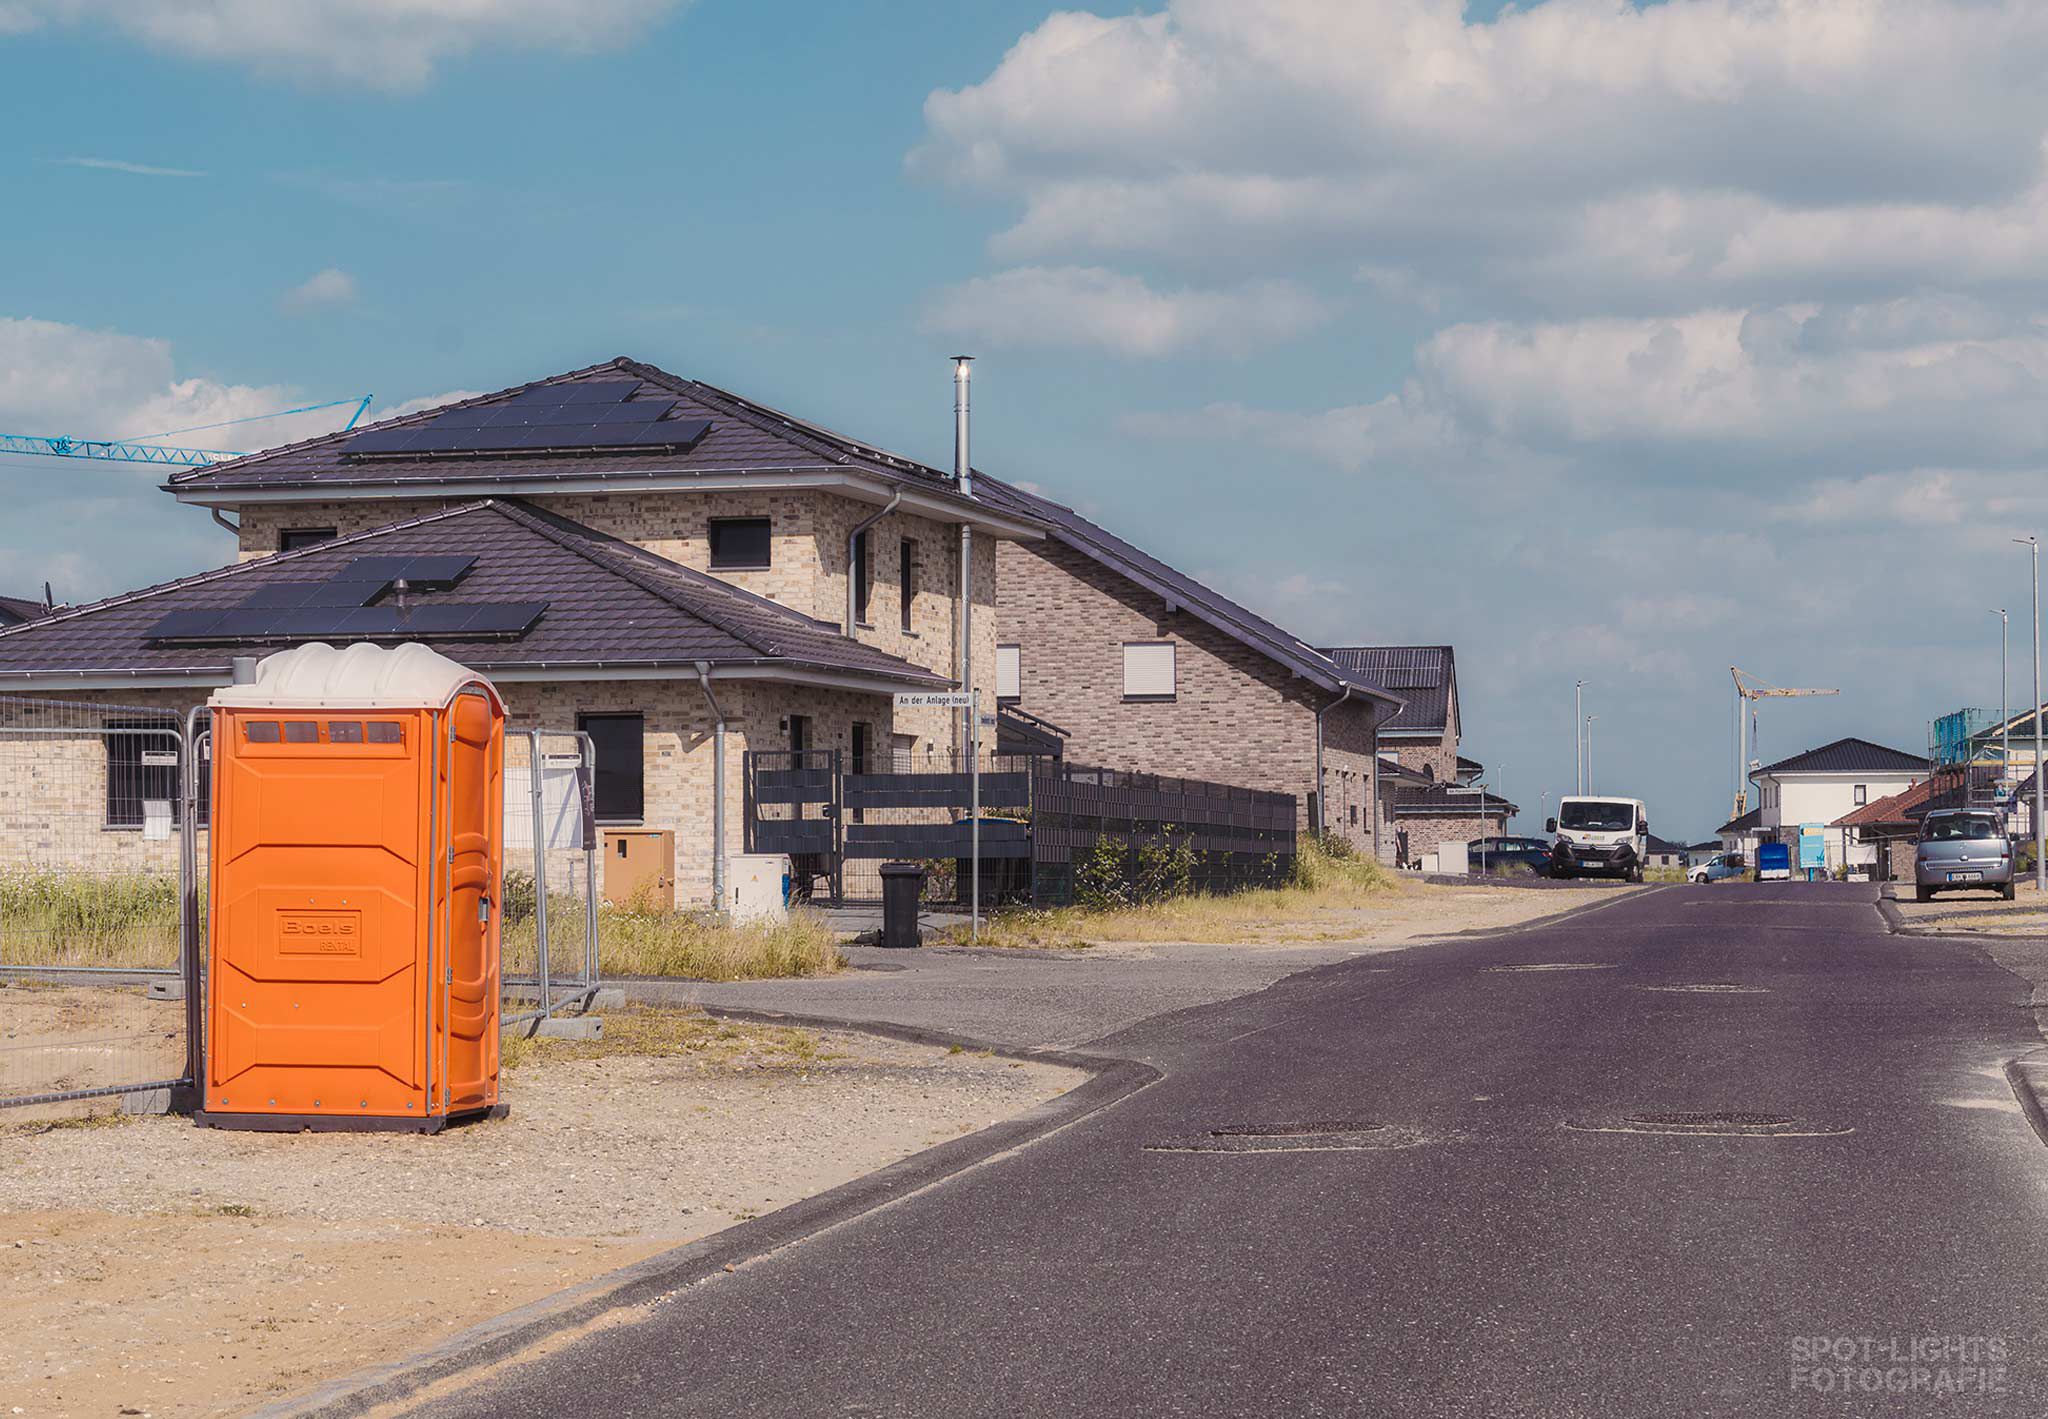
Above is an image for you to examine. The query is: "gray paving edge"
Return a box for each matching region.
[2004,1050,2048,1151]
[248,1013,1159,1419]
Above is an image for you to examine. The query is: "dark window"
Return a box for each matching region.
[899,538,917,633]
[279,527,337,552]
[850,722,871,824]
[366,721,404,744]
[788,714,810,755]
[578,713,645,822]
[852,529,872,626]
[107,720,205,829]
[708,517,771,570]
[328,721,364,743]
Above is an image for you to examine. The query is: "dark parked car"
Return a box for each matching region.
[1467,836,1554,876]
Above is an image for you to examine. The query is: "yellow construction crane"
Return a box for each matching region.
[1730,667,1839,819]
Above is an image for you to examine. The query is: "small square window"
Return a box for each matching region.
[279,527,337,552]
[284,721,319,743]
[245,721,281,743]
[709,517,772,570]
[328,721,364,743]
[366,721,404,744]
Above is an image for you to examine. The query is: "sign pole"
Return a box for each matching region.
[970,699,981,942]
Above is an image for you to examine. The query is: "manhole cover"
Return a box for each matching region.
[1639,984,1768,994]
[1566,1111,1853,1138]
[1485,962,1616,973]
[1144,1120,1398,1154]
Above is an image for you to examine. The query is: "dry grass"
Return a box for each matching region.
[500,1004,833,1072]
[0,870,180,970]
[594,906,844,980]
[954,838,1398,949]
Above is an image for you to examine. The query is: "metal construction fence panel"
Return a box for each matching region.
[744,750,842,902]
[501,728,600,1022]
[0,695,199,1110]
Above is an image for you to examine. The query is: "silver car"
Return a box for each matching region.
[1914,809,2014,901]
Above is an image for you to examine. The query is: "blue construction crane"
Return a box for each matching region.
[0,394,372,469]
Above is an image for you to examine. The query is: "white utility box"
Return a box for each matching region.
[1434,841,1469,876]
[728,853,791,922]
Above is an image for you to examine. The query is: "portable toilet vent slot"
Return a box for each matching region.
[196,642,507,1134]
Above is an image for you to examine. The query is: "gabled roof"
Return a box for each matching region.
[0,499,946,692]
[1391,783,1519,817]
[1832,778,1936,829]
[160,357,1045,538]
[1646,834,1688,855]
[1717,806,1762,835]
[1757,736,1925,777]
[1321,646,1456,736]
[974,475,1399,708]
[0,594,47,626]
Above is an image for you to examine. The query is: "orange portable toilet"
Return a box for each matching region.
[197,642,507,1133]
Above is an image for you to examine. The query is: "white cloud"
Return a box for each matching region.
[281,267,359,313]
[913,1,2048,307]
[5,0,688,89]
[922,265,1327,356]
[57,156,206,178]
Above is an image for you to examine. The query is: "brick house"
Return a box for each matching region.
[0,359,1048,906]
[0,594,49,627]
[1320,645,1500,866]
[973,477,1401,857]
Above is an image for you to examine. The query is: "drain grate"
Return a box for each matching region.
[1566,1110,1853,1138]
[1144,1120,1398,1154]
[1640,983,1769,995]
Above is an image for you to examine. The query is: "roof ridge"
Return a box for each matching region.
[619,359,950,483]
[977,472,1366,693]
[0,500,497,644]
[164,359,631,485]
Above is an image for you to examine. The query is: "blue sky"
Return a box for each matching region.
[7,0,2048,840]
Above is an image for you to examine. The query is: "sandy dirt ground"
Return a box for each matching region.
[1081,881,1638,955]
[0,982,183,1109]
[0,1009,1081,1418]
[1889,875,2048,936]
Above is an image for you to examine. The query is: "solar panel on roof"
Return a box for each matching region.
[344,378,706,457]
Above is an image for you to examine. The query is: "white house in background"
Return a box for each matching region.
[1754,736,1925,872]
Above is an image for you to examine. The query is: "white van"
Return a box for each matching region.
[1546,796,1650,882]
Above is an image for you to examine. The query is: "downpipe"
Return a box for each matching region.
[845,489,902,634]
[695,661,729,914]
[1314,684,1354,839]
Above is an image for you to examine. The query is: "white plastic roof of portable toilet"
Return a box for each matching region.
[209,642,499,710]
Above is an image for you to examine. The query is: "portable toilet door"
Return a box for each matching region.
[198,642,506,1133]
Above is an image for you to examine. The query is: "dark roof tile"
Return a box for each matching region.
[1322,645,1456,735]
[0,499,946,689]
[1758,736,1925,777]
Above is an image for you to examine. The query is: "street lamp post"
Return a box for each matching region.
[1585,715,1597,796]
[1995,607,2010,801]
[2018,537,2045,893]
[1575,680,1585,795]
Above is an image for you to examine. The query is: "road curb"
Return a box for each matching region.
[2004,1050,2048,1151]
[250,1014,1158,1419]
[1876,898,1906,934]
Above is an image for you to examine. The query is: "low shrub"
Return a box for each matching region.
[0,869,180,969]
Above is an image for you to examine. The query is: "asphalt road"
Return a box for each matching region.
[419,884,2048,1417]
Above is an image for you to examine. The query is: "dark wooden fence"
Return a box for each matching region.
[1028,762,1298,907]
[742,751,1296,907]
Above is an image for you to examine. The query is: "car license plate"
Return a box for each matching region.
[1948,871,1981,882]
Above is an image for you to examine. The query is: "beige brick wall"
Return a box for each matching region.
[1401,813,1509,867]
[0,677,903,911]
[232,490,998,755]
[994,537,1382,844]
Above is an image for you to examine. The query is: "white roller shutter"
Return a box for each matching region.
[1122,642,1176,698]
[996,644,1021,700]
